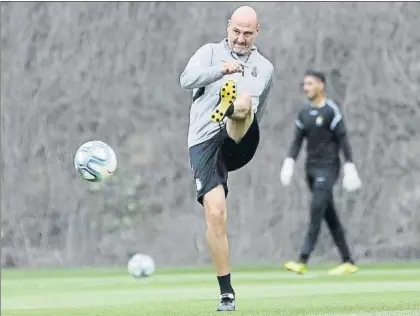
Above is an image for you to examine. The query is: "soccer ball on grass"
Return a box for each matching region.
[128,253,156,278]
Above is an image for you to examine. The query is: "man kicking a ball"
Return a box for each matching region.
[180,6,274,312]
[280,70,362,276]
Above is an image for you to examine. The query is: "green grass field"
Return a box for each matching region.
[2,263,420,316]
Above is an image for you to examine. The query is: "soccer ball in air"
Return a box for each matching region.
[74,140,117,182]
[128,253,156,278]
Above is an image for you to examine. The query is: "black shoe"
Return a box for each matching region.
[217,293,236,312]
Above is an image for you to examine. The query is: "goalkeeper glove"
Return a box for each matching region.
[280,157,295,186]
[343,162,362,192]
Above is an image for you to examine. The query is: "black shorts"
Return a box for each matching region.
[305,166,339,192]
[189,116,260,205]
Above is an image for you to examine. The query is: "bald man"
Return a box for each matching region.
[180,6,274,312]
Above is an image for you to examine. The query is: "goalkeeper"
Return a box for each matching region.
[280,70,362,275]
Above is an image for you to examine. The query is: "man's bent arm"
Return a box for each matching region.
[180,44,224,89]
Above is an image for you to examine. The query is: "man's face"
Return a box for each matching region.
[303,75,324,101]
[227,21,259,56]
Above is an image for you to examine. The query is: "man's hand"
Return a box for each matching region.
[221,60,245,75]
[280,158,295,186]
[343,162,362,192]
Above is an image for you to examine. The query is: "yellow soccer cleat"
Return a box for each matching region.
[284,260,307,275]
[328,262,359,276]
[211,79,237,123]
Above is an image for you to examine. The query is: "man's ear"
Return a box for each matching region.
[227,19,231,28]
[317,81,325,92]
[256,24,260,33]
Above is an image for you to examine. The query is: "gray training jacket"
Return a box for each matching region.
[180,38,274,148]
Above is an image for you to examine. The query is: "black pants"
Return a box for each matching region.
[299,166,353,264]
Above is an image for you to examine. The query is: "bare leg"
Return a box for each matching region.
[203,185,230,276]
[203,185,233,294]
[226,92,254,143]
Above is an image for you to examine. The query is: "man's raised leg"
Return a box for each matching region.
[211,79,254,143]
[203,185,236,311]
[226,92,254,143]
